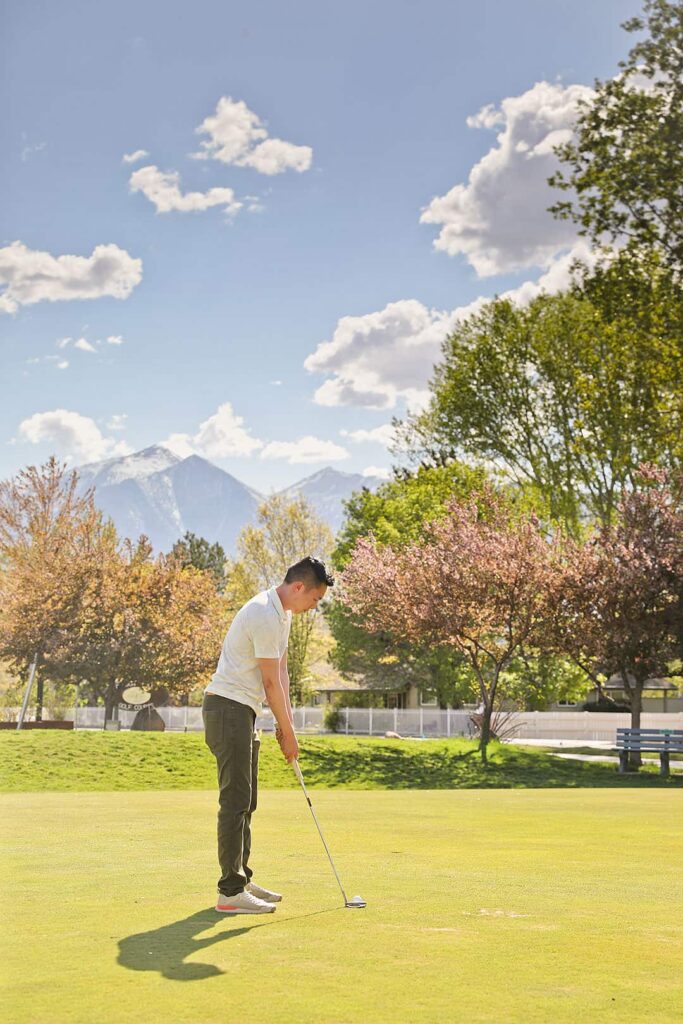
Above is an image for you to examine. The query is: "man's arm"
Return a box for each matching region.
[279,648,294,727]
[256,657,299,762]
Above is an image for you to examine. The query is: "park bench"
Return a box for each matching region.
[616,727,683,777]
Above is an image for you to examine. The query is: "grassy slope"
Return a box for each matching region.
[2,788,682,1024]
[1,731,681,791]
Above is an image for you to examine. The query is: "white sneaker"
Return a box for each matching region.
[215,890,276,914]
[247,881,283,903]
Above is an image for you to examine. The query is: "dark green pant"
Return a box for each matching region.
[202,693,261,897]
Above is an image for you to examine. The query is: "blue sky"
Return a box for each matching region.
[1,0,637,492]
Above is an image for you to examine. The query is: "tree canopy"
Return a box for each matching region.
[396,263,683,531]
[548,0,683,276]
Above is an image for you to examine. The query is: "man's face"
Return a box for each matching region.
[292,582,327,614]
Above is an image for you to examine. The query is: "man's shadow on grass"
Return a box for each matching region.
[117,907,337,981]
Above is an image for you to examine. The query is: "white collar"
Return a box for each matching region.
[268,586,288,622]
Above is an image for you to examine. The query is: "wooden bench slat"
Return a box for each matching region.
[614,741,683,749]
[616,736,683,741]
[616,728,683,734]
[616,735,683,741]
[616,732,683,736]
[617,739,683,743]
[616,735,683,740]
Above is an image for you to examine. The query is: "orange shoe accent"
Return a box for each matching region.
[216,902,237,910]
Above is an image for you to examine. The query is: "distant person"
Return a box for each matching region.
[202,555,334,915]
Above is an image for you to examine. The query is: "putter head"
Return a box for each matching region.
[345,896,366,908]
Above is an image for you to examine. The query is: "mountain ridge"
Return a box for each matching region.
[77,446,385,553]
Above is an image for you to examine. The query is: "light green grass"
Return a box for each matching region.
[1,731,681,792]
[2,789,682,1024]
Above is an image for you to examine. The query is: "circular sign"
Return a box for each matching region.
[120,685,153,707]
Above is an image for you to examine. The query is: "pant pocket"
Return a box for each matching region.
[203,708,224,754]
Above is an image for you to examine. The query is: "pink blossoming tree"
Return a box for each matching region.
[339,491,564,764]
[554,466,683,767]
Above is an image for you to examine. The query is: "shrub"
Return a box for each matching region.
[582,699,631,713]
[323,703,345,733]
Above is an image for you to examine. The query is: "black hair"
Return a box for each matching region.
[284,555,335,589]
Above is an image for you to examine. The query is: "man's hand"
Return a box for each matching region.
[276,725,299,763]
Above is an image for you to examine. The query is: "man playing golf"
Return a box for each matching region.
[202,555,334,914]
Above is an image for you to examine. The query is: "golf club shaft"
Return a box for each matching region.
[293,759,349,904]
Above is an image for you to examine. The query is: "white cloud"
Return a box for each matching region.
[74,337,97,353]
[161,407,369,468]
[362,465,391,480]
[56,337,71,350]
[260,436,350,464]
[162,434,196,460]
[305,242,595,411]
[0,241,142,314]
[107,335,124,345]
[304,299,464,410]
[122,149,150,164]
[161,402,263,460]
[340,424,399,447]
[502,240,597,304]
[242,138,312,176]
[420,80,594,277]
[107,414,128,432]
[26,353,70,369]
[129,165,242,216]
[18,409,132,462]
[21,140,46,162]
[192,96,313,175]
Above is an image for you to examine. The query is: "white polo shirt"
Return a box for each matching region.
[205,586,291,714]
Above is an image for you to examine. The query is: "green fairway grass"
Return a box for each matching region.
[2,788,682,1024]
[1,731,681,792]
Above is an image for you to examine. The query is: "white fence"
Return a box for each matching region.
[503,711,683,742]
[72,705,476,736]
[69,706,683,740]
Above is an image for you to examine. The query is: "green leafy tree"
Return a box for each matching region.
[548,0,683,276]
[170,531,227,592]
[397,275,683,532]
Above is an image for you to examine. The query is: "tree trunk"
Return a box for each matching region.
[104,679,121,723]
[479,701,494,765]
[629,681,644,770]
[35,674,44,722]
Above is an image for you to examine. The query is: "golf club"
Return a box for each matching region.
[292,759,366,909]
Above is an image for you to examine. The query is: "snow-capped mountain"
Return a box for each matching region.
[77,447,385,553]
[77,445,182,489]
[280,466,386,534]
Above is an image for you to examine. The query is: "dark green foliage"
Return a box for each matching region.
[399,273,683,531]
[170,532,227,592]
[322,703,344,732]
[548,0,683,276]
[333,461,488,568]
